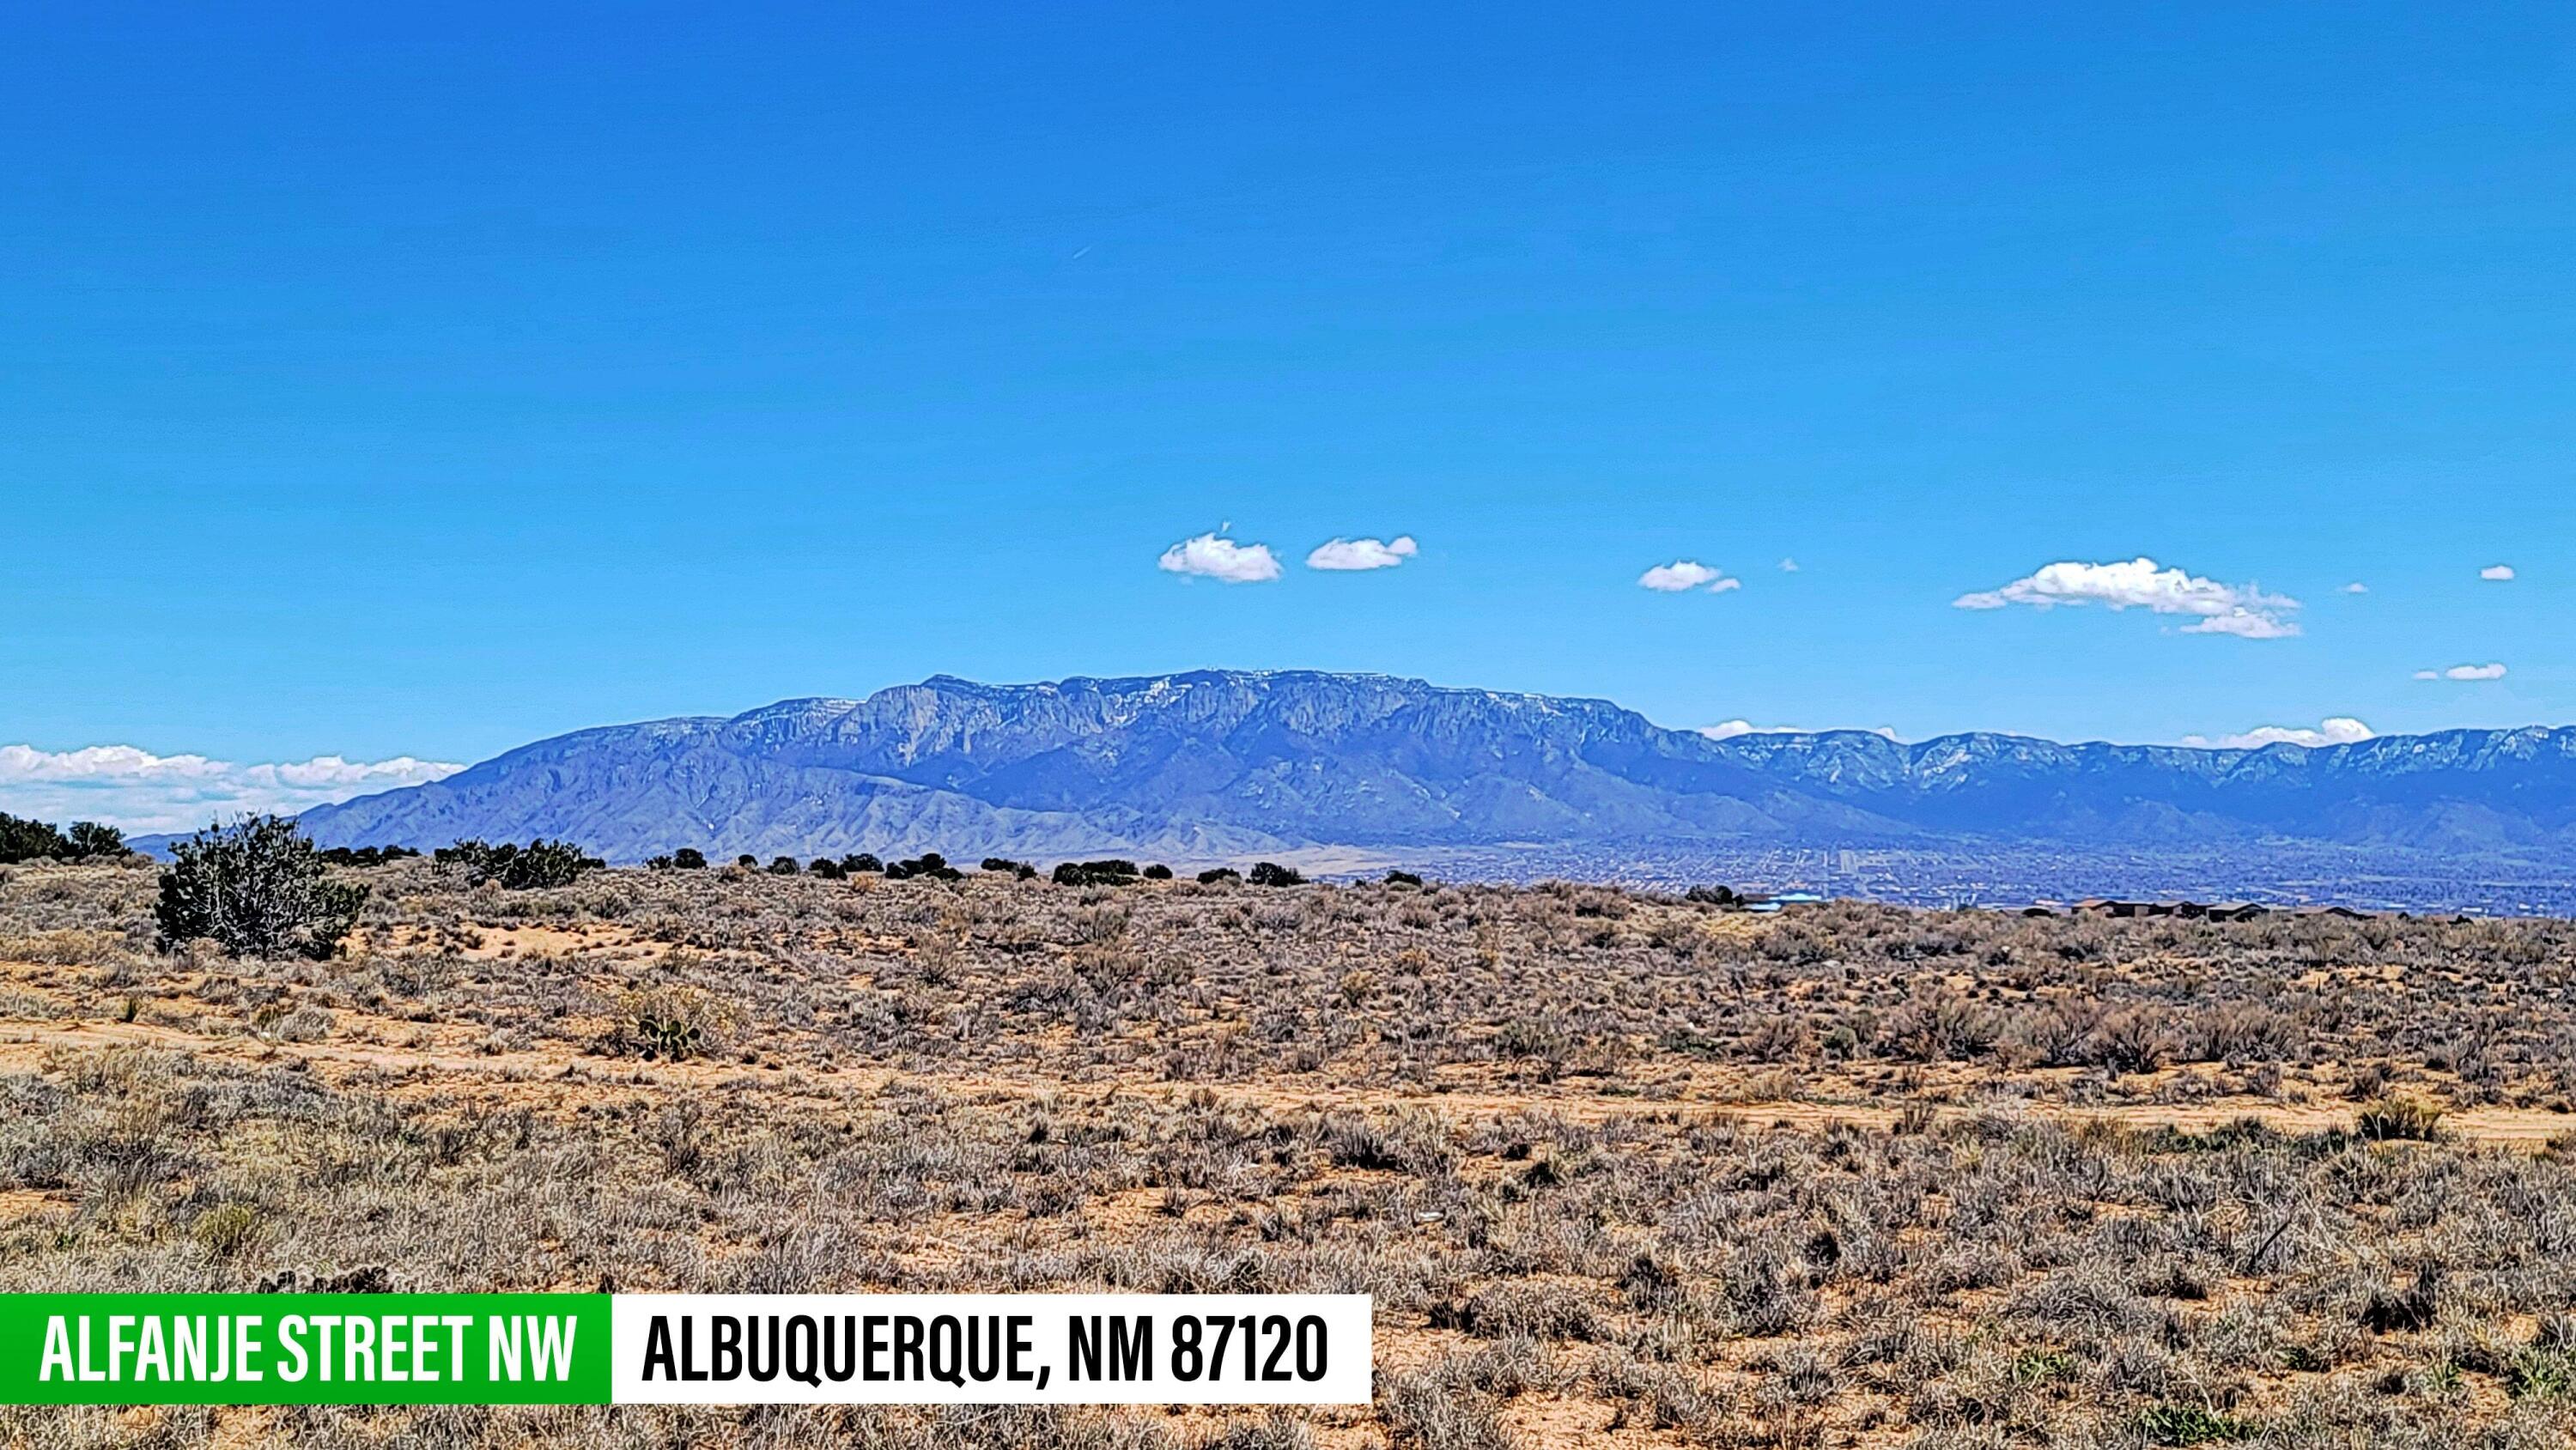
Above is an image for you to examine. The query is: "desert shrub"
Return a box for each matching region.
[1885,990,2000,1062]
[1437,1283,1603,1342]
[767,856,802,876]
[2360,1265,2443,1332]
[736,854,758,868]
[1249,862,1304,887]
[1382,1368,1513,1450]
[609,986,742,1061]
[1197,867,1242,885]
[2356,1098,2445,1142]
[436,839,599,889]
[191,1202,265,1259]
[2186,1003,2298,1064]
[2093,1009,2173,1075]
[2507,1346,2576,1400]
[0,812,74,864]
[885,852,963,882]
[1384,869,1424,888]
[1052,859,1140,887]
[842,853,882,874]
[648,847,708,871]
[1143,864,1174,880]
[155,816,368,960]
[315,845,419,867]
[2004,998,2100,1068]
[1686,883,1739,906]
[808,857,847,880]
[2136,1404,2257,1445]
[981,857,1030,875]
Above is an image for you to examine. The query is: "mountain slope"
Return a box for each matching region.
[261,671,2576,871]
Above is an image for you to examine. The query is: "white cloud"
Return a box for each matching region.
[2342,582,2368,594]
[1305,536,1419,572]
[1157,530,1281,583]
[2179,717,2374,750]
[2179,607,2301,640]
[1638,561,1741,594]
[1777,558,1800,573]
[1953,556,2300,639]
[1700,721,1899,741]
[2482,564,2516,581]
[0,745,464,834]
[2417,663,2507,682]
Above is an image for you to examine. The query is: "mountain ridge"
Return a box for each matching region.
[170,671,2576,891]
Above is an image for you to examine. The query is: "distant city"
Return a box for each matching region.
[1398,843,2576,918]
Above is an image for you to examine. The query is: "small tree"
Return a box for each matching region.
[1249,862,1304,887]
[65,822,127,858]
[767,855,802,876]
[1196,866,1242,885]
[842,853,883,874]
[886,852,962,882]
[155,816,368,960]
[438,838,598,889]
[671,847,708,871]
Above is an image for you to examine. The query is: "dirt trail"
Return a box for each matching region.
[5,1016,2566,1148]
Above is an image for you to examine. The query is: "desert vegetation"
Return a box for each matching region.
[0,813,125,865]
[5,854,2576,1447]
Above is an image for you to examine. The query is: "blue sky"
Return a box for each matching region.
[5,3,2573,827]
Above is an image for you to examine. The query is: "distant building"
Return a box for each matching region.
[1741,889,1828,915]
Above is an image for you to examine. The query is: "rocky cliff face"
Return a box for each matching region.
[275,670,2576,864]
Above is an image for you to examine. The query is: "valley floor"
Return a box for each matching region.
[5,861,2576,1447]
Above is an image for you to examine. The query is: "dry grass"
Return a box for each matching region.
[4,858,2576,1447]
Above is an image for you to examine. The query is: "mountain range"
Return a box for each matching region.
[226,671,2576,903]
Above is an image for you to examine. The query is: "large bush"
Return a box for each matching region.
[155,816,368,960]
